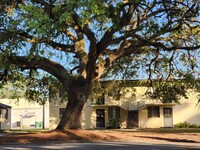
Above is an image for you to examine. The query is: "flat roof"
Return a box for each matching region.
[0,103,12,109]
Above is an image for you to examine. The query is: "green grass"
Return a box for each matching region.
[136,128,200,133]
[102,128,200,134]
[1,129,50,134]
[2,128,200,135]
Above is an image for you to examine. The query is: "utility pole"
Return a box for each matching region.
[42,102,45,129]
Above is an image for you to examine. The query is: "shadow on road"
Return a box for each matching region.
[0,142,199,150]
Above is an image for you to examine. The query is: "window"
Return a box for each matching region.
[59,108,65,119]
[148,106,160,118]
[16,121,21,127]
[108,107,120,120]
[0,109,8,121]
[164,108,172,118]
[108,90,121,100]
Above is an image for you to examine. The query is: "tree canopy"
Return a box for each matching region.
[0,0,199,129]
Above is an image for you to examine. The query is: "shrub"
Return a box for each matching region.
[174,122,198,128]
[107,119,120,129]
[174,122,189,128]
[189,124,198,128]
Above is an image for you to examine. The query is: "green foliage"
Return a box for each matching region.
[0,66,27,100]
[189,124,198,128]
[19,4,53,35]
[92,80,138,104]
[174,122,190,128]
[0,67,59,105]
[0,0,199,106]
[24,74,59,105]
[149,81,188,103]
[174,122,198,128]
[107,119,120,129]
[104,56,142,80]
[0,82,25,100]
[147,73,200,103]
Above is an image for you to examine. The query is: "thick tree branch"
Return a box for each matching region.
[120,0,141,26]
[62,29,78,42]
[71,13,98,80]
[6,56,72,88]
[72,13,96,46]
[96,2,138,56]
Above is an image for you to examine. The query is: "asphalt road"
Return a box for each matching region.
[0,142,199,150]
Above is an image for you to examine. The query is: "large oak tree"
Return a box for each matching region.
[0,0,199,130]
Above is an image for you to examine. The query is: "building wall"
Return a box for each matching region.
[49,86,200,129]
[0,98,49,129]
[173,91,200,126]
[11,107,49,129]
[49,99,66,129]
[49,99,128,129]
[49,86,145,129]
[138,91,200,128]
[49,100,96,129]
[139,106,166,128]
[81,106,128,129]
[119,108,128,128]
[81,104,96,129]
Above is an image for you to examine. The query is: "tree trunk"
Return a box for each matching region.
[56,78,90,130]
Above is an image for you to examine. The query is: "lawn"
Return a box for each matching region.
[135,128,200,133]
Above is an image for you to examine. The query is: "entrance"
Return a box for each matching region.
[127,110,138,128]
[96,109,105,127]
[163,108,173,127]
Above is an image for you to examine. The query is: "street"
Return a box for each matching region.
[0,142,199,150]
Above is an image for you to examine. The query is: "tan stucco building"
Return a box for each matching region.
[49,84,200,129]
[1,84,199,130]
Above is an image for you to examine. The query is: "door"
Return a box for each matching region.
[127,110,138,128]
[96,109,105,127]
[163,108,173,127]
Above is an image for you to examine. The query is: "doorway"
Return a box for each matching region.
[127,110,138,128]
[163,108,173,127]
[96,109,105,128]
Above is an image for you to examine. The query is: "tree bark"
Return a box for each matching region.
[56,77,90,130]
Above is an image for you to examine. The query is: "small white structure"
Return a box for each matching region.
[0,99,49,130]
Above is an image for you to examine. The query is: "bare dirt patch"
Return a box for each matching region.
[0,129,200,144]
[102,130,200,144]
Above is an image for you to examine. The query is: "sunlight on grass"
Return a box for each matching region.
[2,129,50,134]
[136,128,200,133]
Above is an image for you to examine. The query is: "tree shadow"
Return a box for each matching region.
[0,130,87,144]
[53,129,116,142]
[58,130,89,142]
[134,135,200,143]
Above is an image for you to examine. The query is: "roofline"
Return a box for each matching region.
[0,103,12,109]
[96,78,200,87]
